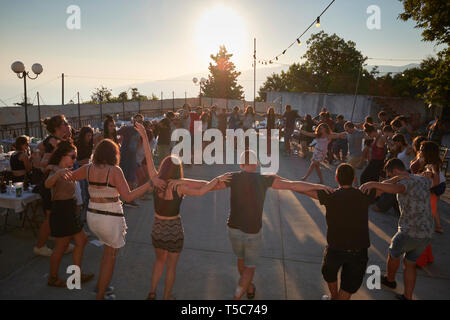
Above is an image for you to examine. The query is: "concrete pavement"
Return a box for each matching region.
[1,154,449,300]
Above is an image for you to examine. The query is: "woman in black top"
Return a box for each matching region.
[133,123,230,300]
[75,127,94,166]
[103,115,121,145]
[10,136,32,182]
[266,107,279,156]
[299,114,315,158]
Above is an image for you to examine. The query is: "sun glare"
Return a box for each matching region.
[196,6,248,65]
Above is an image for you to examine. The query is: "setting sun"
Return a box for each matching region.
[195,6,248,65]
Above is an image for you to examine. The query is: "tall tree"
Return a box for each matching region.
[399,0,449,107]
[259,32,368,97]
[202,46,244,100]
[91,86,113,103]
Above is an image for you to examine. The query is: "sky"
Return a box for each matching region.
[0,0,441,106]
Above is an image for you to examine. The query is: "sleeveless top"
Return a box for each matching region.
[371,139,385,161]
[10,152,26,171]
[87,165,120,199]
[153,189,184,217]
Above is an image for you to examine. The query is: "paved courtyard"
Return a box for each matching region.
[1,154,449,300]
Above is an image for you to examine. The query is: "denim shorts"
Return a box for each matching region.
[389,231,431,263]
[228,227,262,268]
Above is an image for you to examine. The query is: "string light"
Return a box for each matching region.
[258,0,335,65]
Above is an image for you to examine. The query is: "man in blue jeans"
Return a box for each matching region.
[214,150,333,299]
[361,158,438,300]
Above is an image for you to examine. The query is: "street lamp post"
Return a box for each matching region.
[192,77,206,106]
[11,61,43,136]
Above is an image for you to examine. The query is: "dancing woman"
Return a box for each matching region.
[300,123,346,184]
[132,123,231,300]
[360,124,387,185]
[44,141,93,287]
[67,126,165,299]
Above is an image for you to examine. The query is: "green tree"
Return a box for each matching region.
[202,46,244,100]
[117,91,129,102]
[91,86,113,103]
[259,32,368,97]
[399,0,449,107]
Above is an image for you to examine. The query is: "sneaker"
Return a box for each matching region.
[381,275,397,289]
[104,294,116,300]
[124,201,139,208]
[395,294,409,300]
[321,295,331,300]
[94,286,115,295]
[33,246,53,257]
[64,243,75,255]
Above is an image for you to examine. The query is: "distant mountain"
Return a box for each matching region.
[112,64,420,101]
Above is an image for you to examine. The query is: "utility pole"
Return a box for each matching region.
[253,38,256,111]
[61,73,64,106]
[350,65,362,122]
[37,92,43,138]
[77,92,81,129]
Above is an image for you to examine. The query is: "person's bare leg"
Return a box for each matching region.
[327,281,339,300]
[50,236,71,278]
[96,252,106,291]
[72,231,88,268]
[96,246,118,300]
[338,289,352,300]
[234,266,255,300]
[434,208,443,232]
[150,248,167,295]
[314,162,324,184]
[163,252,180,300]
[386,254,400,282]
[403,259,417,300]
[237,259,254,295]
[302,161,316,181]
[36,211,51,248]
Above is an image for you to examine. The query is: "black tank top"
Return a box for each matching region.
[153,189,183,217]
[10,152,25,171]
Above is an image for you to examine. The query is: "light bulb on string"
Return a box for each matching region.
[316,16,320,28]
[297,39,302,46]
[282,50,286,56]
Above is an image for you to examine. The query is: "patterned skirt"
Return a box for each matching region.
[151,217,184,253]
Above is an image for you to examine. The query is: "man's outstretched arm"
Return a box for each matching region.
[271,176,333,195]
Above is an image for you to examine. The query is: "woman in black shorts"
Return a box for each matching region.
[44,141,93,287]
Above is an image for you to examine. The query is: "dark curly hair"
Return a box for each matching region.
[48,141,76,165]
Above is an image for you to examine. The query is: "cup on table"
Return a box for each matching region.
[14,182,23,198]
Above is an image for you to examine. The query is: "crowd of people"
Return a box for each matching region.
[4,102,448,300]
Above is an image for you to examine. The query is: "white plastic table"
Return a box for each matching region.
[0,190,42,235]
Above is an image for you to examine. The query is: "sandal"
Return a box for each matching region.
[435,227,443,234]
[247,283,256,300]
[146,292,156,300]
[48,276,66,288]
